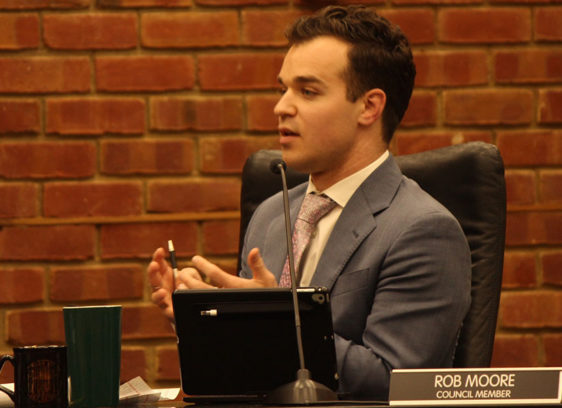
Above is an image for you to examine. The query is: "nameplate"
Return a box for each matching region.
[389,367,562,406]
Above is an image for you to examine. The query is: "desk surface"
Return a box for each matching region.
[137,402,560,408]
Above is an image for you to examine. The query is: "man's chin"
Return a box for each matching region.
[280,151,310,174]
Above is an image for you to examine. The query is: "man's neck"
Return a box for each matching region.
[310,146,388,191]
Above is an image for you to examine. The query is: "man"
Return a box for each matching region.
[148,5,471,400]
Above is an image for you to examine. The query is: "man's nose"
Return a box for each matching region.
[274,91,297,118]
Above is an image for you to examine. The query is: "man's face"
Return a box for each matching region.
[274,36,367,186]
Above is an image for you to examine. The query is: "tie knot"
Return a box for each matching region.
[298,193,337,225]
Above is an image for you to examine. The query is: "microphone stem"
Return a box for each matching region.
[278,163,306,372]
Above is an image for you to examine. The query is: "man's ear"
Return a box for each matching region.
[358,89,386,126]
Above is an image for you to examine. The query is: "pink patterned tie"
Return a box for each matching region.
[279,193,337,287]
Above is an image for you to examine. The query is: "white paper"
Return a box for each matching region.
[0,378,179,407]
[119,376,180,405]
[0,384,14,408]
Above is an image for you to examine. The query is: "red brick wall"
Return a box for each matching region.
[0,0,561,389]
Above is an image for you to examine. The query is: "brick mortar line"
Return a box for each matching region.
[0,211,240,226]
[507,205,562,212]
[1,206,561,227]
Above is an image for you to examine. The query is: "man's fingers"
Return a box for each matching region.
[247,248,277,287]
[151,288,168,304]
[247,248,266,277]
[183,275,217,289]
[177,267,203,285]
[175,267,217,289]
[191,255,237,288]
[147,247,176,321]
[152,247,167,269]
[148,247,173,290]
[179,251,277,289]
[150,288,174,320]
[148,260,164,290]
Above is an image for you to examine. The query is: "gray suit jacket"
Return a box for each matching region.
[239,154,471,400]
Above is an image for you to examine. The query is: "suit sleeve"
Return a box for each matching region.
[334,211,471,400]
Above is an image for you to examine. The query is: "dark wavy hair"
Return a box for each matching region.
[286,5,416,144]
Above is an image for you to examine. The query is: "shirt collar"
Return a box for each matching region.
[306,150,389,208]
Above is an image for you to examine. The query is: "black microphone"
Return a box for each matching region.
[269,158,286,174]
[266,158,337,404]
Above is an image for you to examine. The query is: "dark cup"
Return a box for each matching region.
[63,305,121,408]
[0,346,68,408]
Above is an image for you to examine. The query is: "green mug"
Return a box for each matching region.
[63,305,121,407]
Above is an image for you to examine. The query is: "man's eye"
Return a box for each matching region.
[302,88,316,97]
[278,88,287,95]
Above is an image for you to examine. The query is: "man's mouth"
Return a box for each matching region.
[279,127,299,137]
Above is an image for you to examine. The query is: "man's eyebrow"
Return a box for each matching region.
[277,75,325,86]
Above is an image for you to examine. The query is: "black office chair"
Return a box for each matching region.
[238,142,506,368]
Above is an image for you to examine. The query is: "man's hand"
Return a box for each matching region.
[178,248,277,289]
[148,247,277,321]
[147,247,175,321]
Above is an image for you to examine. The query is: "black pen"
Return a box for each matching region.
[169,239,208,284]
[168,240,179,282]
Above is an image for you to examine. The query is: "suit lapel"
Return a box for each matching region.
[310,155,404,290]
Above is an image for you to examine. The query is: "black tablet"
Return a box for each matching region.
[172,287,338,402]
